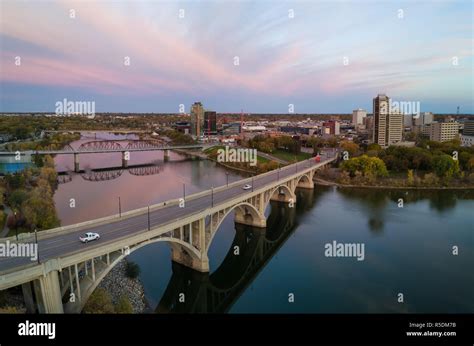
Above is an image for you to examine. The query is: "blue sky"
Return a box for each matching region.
[1,0,473,113]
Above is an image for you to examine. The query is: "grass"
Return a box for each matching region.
[271,150,312,163]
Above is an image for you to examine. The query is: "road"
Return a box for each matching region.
[0,153,335,274]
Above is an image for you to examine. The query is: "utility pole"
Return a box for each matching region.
[118,197,122,217]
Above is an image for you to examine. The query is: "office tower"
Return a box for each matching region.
[203,111,217,135]
[190,102,204,136]
[373,94,403,147]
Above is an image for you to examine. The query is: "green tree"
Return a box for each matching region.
[115,295,133,313]
[8,189,28,210]
[432,154,460,179]
[125,261,141,279]
[83,288,115,313]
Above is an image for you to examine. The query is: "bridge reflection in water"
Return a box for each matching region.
[155,187,318,313]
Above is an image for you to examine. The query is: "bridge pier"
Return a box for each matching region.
[270,187,297,204]
[74,153,80,172]
[234,207,266,228]
[170,245,209,272]
[121,151,128,168]
[34,270,64,313]
[21,282,36,313]
[163,149,170,162]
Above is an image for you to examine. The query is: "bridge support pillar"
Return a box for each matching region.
[122,151,128,168]
[35,270,64,313]
[171,245,209,272]
[21,282,36,313]
[297,179,314,189]
[163,149,170,162]
[270,188,296,204]
[74,153,79,172]
[234,205,266,228]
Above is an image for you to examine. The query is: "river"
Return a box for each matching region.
[52,133,474,313]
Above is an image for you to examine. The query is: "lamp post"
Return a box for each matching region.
[226,171,229,187]
[147,206,150,230]
[34,228,39,264]
[211,187,214,207]
[277,164,280,181]
[14,211,18,241]
[183,183,186,201]
[252,176,254,192]
[118,197,122,217]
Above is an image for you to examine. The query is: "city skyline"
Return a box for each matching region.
[1,1,473,113]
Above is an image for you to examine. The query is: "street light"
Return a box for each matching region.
[34,228,40,264]
[118,196,122,217]
[183,183,186,201]
[14,211,18,241]
[252,176,254,192]
[147,206,150,230]
[226,171,229,187]
[211,187,214,207]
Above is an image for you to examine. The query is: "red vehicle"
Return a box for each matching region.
[314,155,321,162]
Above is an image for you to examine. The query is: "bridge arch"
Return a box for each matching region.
[70,236,201,313]
[206,202,265,253]
[265,183,296,210]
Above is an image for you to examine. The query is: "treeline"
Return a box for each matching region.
[3,133,81,152]
[336,139,474,186]
[159,129,195,145]
[246,135,302,154]
[2,156,60,232]
[206,146,280,174]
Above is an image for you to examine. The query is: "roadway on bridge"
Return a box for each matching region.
[0,154,335,274]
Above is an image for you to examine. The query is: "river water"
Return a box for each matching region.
[53,133,474,313]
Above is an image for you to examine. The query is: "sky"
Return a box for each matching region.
[0,0,473,114]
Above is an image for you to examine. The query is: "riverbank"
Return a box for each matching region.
[314,176,474,190]
[98,259,148,313]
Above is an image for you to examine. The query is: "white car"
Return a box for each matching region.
[242,184,252,190]
[79,232,100,243]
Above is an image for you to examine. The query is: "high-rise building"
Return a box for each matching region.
[190,102,204,137]
[203,111,217,135]
[429,121,459,142]
[352,109,367,126]
[373,94,403,147]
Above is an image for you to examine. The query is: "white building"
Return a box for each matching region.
[352,109,367,126]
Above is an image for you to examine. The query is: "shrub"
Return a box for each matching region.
[125,261,141,279]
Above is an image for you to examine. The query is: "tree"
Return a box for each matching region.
[340,141,359,157]
[125,261,141,279]
[407,169,415,186]
[432,154,460,179]
[8,189,28,209]
[115,295,133,313]
[341,155,388,178]
[83,288,115,313]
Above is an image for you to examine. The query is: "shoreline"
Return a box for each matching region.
[313,177,474,190]
[98,259,149,313]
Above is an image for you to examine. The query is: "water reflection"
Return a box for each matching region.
[155,189,319,313]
